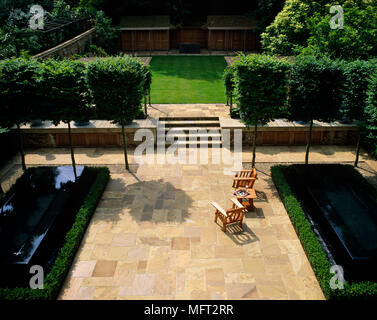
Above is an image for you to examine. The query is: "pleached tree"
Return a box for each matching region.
[233,54,290,168]
[0,58,39,171]
[342,60,376,167]
[38,59,91,179]
[87,56,145,170]
[288,56,344,164]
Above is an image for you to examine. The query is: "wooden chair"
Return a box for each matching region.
[232,167,258,189]
[211,198,247,232]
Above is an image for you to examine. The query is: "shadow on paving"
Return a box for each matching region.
[96,175,194,224]
[220,223,259,246]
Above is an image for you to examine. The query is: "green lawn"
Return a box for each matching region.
[149,56,227,104]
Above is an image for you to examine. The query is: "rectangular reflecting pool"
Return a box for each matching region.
[282,164,377,281]
[0,166,95,287]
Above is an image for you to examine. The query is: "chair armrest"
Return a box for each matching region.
[231,198,244,208]
[211,201,228,217]
[233,177,256,181]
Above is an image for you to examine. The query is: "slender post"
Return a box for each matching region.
[67,122,77,179]
[251,124,257,168]
[149,30,151,56]
[16,123,26,171]
[121,119,130,170]
[354,132,361,167]
[305,119,313,165]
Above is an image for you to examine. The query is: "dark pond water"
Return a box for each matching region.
[0,166,95,287]
[282,164,377,281]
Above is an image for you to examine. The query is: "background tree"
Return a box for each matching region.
[341,60,376,167]
[364,70,377,158]
[87,56,145,170]
[223,66,234,108]
[38,59,91,179]
[302,1,377,60]
[288,55,344,164]
[142,65,152,115]
[0,57,39,171]
[233,54,290,167]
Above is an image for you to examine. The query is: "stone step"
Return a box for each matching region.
[163,132,222,139]
[160,127,221,133]
[159,116,219,121]
[160,120,220,128]
[157,140,222,148]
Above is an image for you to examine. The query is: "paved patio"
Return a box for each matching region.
[0,146,375,300]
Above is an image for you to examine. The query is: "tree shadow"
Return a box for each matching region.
[219,223,259,246]
[95,174,193,225]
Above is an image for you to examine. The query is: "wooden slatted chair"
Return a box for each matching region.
[211,198,247,232]
[232,167,258,189]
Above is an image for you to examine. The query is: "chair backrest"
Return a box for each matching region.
[226,207,245,222]
[233,168,257,188]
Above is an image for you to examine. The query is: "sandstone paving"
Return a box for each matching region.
[0,146,375,300]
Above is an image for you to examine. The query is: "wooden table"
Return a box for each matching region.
[234,188,257,211]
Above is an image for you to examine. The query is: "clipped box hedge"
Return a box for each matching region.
[0,166,110,300]
[271,165,377,300]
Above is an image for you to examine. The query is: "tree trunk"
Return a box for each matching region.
[121,120,130,170]
[230,93,233,108]
[144,96,148,116]
[226,95,229,106]
[305,119,313,165]
[16,123,26,171]
[251,124,257,168]
[67,122,77,180]
[148,88,151,106]
[354,132,361,167]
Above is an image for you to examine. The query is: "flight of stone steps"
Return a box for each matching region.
[157,117,222,148]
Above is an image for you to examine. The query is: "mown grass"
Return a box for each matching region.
[149,56,227,104]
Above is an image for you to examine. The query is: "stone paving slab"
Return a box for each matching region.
[1,146,375,300]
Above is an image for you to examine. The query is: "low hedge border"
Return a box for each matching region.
[0,166,110,300]
[271,165,377,300]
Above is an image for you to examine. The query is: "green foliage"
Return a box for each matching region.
[92,10,119,54]
[37,59,91,124]
[0,57,39,127]
[246,0,285,35]
[87,56,145,122]
[233,53,291,127]
[341,60,376,122]
[271,164,377,300]
[303,1,377,60]
[85,44,108,57]
[364,71,377,157]
[0,167,110,300]
[223,66,235,98]
[261,0,314,56]
[142,65,152,96]
[288,55,343,122]
[262,0,377,59]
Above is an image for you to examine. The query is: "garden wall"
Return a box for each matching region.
[33,28,95,59]
[221,119,359,146]
[19,119,358,148]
